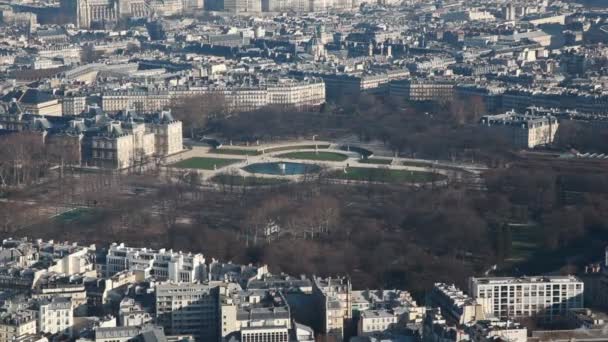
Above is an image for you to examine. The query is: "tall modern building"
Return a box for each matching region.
[155,282,220,341]
[469,276,584,320]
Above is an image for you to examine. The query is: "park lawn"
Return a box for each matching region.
[330,167,445,183]
[211,148,260,156]
[264,144,330,153]
[360,158,392,165]
[277,151,348,161]
[507,225,540,262]
[172,157,242,170]
[54,208,99,224]
[401,160,434,168]
[211,174,290,186]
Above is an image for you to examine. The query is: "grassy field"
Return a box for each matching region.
[277,151,348,161]
[211,174,290,186]
[508,224,540,262]
[330,167,445,183]
[401,160,434,168]
[264,144,330,153]
[55,208,98,224]
[360,158,392,165]
[171,157,241,170]
[210,149,260,156]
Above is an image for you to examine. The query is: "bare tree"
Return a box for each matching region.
[170,93,229,138]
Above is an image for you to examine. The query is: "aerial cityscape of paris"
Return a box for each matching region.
[0,0,607,341]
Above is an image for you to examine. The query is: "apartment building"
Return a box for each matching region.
[479,111,559,149]
[220,289,291,342]
[37,297,73,337]
[357,310,397,336]
[102,89,172,113]
[61,96,87,116]
[106,243,206,282]
[427,283,485,325]
[0,312,37,342]
[1,89,62,116]
[155,282,220,341]
[208,260,268,288]
[469,276,584,320]
[118,298,153,327]
[502,89,608,115]
[266,79,326,110]
[465,319,527,342]
[389,79,455,102]
[313,276,351,342]
[293,71,408,101]
[102,79,325,114]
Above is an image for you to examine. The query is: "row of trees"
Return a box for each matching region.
[0,132,79,190]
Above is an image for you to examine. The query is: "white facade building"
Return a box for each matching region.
[0,312,37,342]
[479,112,559,149]
[106,243,206,282]
[357,310,397,336]
[469,276,584,320]
[37,297,73,337]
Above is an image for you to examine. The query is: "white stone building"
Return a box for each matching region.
[102,78,325,114]
[466,319,527,342]
[220,289,291,341]
[427,283,485,325]
[37,297,73,337]
[357,310,397,336]
[479,112,559,149]
[118,298,153,327]
[469,276,584,320]
[0,312,37,342]
[313,276,351,342]
[106,243,206,282]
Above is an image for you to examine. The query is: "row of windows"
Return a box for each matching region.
[93,151,115,159]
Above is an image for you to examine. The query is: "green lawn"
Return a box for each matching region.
[360,158,392,165]
[508,224,540,262]
[55,208,98,224]
[277,151,348,161]
[401,160,434,168]
[171,157,241,170]
[330,167,445,183]
[211,149,260,156]
[211,174,290,186]
[264,144,330,153]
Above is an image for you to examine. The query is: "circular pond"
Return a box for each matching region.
[243,162,320,175]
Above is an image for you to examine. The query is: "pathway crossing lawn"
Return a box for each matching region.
[330,167,445,183]
[171,157,242,170]
[277,151,348,161]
